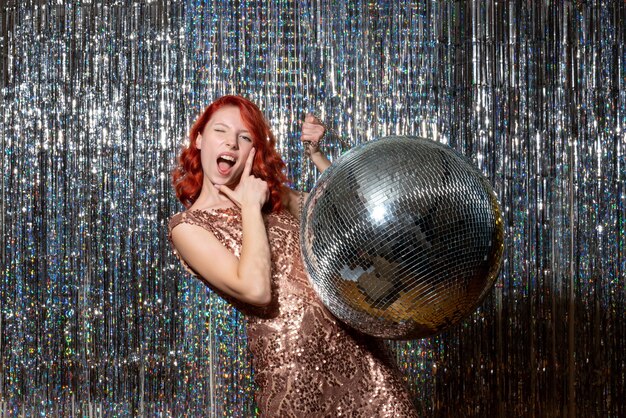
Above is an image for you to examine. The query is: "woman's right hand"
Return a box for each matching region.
[217,148,269,209]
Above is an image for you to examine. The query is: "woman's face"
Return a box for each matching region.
[196,105,255,188]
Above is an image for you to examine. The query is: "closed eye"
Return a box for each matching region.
[240,135,252,142]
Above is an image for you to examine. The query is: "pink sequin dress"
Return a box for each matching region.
[169,207,418,417]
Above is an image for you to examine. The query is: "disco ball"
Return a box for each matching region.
[300,136,504,340]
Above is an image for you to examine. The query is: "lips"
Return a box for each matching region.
[216,153,237,175]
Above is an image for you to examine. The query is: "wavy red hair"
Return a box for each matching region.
[172,95,287,213]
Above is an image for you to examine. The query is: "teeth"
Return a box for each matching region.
[220,155,236,162]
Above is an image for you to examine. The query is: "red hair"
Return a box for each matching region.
[172,95,287,213]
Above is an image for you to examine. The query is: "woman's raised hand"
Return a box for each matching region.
[217,148,269,209]
[300,113,331,174]
[301,113,325,156]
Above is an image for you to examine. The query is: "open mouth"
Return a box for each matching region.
[217,154,236,174]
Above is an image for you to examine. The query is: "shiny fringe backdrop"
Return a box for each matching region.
[0,0,624,416]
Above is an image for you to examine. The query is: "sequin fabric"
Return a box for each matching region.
[169,207,418,417]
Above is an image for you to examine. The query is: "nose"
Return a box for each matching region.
[225,134,239,149]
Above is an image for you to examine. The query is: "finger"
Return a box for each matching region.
[302,120,323,130]
[307,113,325,126]
[301,128,324,138]
[301,127,325,142]
[243,148,256,177]
[305,113,316,124]
[217,184,241,208]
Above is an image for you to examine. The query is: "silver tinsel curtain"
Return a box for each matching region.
[1,0,624,416]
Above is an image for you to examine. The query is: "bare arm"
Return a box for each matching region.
[171,148,273,306]
[284,114,332,219]
[301,113,331,172]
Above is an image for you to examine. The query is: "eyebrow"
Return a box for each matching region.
[213,122,250,134]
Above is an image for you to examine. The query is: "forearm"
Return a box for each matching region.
[238,205,272,304]
[309,150,331,173]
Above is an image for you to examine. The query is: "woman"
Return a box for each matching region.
[169,95,417,417]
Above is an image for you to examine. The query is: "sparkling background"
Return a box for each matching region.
[0,0,624,417]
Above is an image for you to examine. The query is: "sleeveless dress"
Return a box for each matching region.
[169,207,418,417]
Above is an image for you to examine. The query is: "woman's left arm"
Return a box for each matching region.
[284,113,331,220]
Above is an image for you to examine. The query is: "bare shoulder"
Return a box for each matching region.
[282,187,305,219]
[170,212,221,249]
[169,213,238,287]
[170,219,205,241]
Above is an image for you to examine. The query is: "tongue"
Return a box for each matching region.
[218,160,233,173]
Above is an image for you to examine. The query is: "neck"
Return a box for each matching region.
[191,178,234,210]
